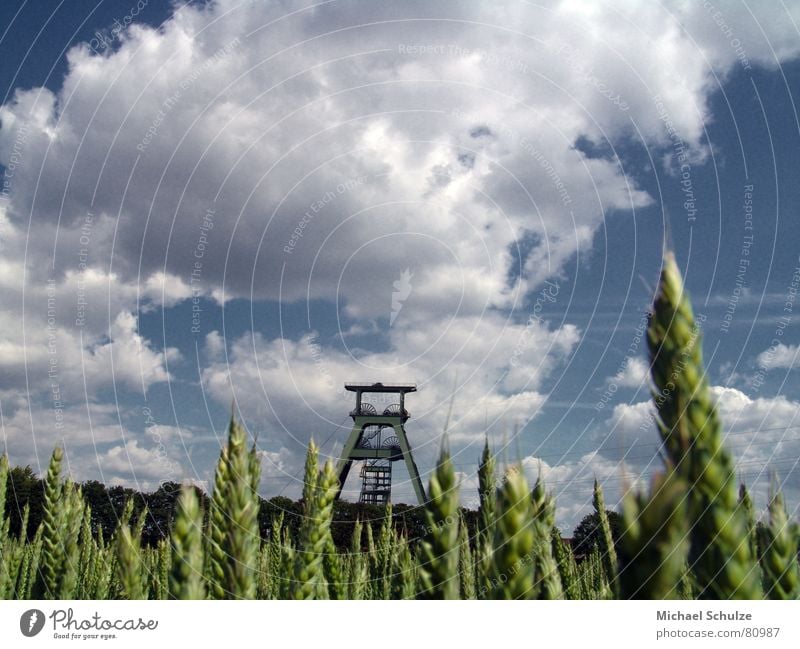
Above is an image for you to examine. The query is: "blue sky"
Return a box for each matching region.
[1,0,799,530]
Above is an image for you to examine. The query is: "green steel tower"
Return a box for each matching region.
[335,382,426,505]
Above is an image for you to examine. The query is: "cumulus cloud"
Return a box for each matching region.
[609,356,650,389]
[3,0,797,366]
[757,343,800,370]
[0,210,179,381]
[141,272,194,309]
[0,398,194,491]
[6,0,796,311]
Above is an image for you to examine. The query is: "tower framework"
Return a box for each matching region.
[335,382,426,505]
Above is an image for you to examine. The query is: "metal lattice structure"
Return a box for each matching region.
[335,382,426,505]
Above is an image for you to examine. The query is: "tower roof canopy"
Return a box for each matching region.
[344,382,417,394]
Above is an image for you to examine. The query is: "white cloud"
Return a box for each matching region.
[141,272,194,309]
[0,0,796,389]
[101,439,180,484]
[0,212,179,400]
[757,343,800,370]
[609,356,650,389]
[0,297,177,397]
[204,330,225,362]
[0,399,193,490]
[81,311,180,390]
[5,0,795,315]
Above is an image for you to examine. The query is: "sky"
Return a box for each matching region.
[1,0,799,532]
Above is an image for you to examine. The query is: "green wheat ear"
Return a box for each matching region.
[32,446,64,599]
[0,453,11,580]
[530,478,563,600]
[0,454,8,535]
[391,534,417,600]
[207,415,261,599]
[648,251,761,599]
[347,519,368,600]
[0,454,10,596]
[206,439,230,598]
[169,487,206,599]
[293,443,338,599]
[374,503,394,599]
[551,526,579,599]
[592,481,618,598]
[458,514,476,599]
[116,524,145,600]
[759,488,799,600]
[292,440,322,599]
[58,482,85,599]
[417,447,460,599]
[476,439,497,598]
[490,466,536,599]
[738,484,759,562]
[619,470,688,599]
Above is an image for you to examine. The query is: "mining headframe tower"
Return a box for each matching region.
[335,382,426,505]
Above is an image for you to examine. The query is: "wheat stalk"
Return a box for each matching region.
[116,524,145,599]
[648,251,761,598]
[278,527,296,599]
[347,519,367,599]
[476,439,496,597]
[391,534,417,599]
[375,504,394,599]
[738,484,759,564]
[293,444,338,599]
[207,416,261,599]
[0,454,8,538]
[529,478,563,600]
[490,466,536,599]
[759,489,799,599]
[551,526,579,599]
[417,448,460,599]
[0,454,11,596]
[618,470,688,599]
[458,514,476,599]
[57,482,84,598]
[76,504,95,599]
[592,481,618,597]
[265,512,284,599]
[32,446,64,599]
[169,487,206,599]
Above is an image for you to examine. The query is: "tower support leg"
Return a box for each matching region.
[335,422,363,499]
[394,423,426,504]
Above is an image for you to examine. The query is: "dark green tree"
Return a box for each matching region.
[4,465,43,539]
[571,510,622,559]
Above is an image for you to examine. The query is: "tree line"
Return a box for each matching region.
[1,464,482,549]
[2,462,626,553]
